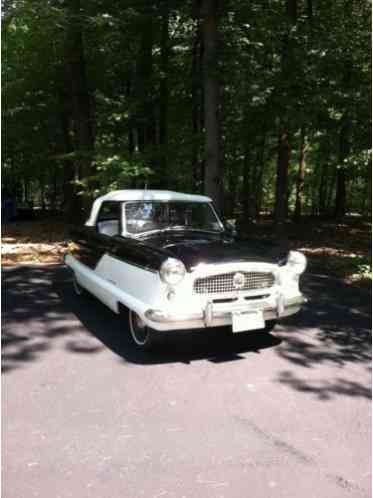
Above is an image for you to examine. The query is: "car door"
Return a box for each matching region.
[72,201,122,270]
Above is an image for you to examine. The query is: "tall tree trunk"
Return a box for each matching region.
[275,129,291,223]
[51,166,58,211]
[40,177,46,211]
[66,0,95,219]
[59,92,76,218]
[159,1,170,184]
[274,0,297,224]
[23,179,28,204]
[242,146,251,220]
[361,160,371,214]
[318,136,330,216]
[136,10,155,161]
[192,16,203,191]
[335,117,351,218]
[294,127,306,221]
[326,167,336,215]
[335,168,346,218]
[201,0,221,210]
[255,133,266,218]
[126,77,135,156]
[318,162,328,216]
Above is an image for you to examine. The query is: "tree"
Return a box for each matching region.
[2,0,371,224]
[200,0,221,210]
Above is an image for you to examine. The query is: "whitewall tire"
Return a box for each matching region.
[128,310,157,350]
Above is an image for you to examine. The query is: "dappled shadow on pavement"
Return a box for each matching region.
[2,265,281,372]
[273,274,371,399]
[2,266,371,400]
[276,371,371,400]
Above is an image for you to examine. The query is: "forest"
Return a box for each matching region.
[2,0,372,225]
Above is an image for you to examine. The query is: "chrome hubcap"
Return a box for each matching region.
[130,312,149,345]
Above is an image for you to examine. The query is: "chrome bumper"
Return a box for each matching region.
[145,295,307,328]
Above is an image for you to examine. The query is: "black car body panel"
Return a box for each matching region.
[71,226,287,272]
[138,230,287,271]
[71,226,172,271]
[139,230,288,270]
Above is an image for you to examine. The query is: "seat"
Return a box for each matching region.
[97,220,119,236]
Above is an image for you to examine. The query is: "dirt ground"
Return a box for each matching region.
[2,218,73,266]
[1,215,371,287]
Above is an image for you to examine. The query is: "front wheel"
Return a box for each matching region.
[128,310,158,350]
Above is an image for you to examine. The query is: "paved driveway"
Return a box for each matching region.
[2,265,371,498]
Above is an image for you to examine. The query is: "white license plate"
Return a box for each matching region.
[232,311,265,333]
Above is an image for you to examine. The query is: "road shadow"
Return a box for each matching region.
[56,277,282,366]
[272,273,372,399]
[275,274,371,367]
[2,265,281,371]
[3,265,371,398]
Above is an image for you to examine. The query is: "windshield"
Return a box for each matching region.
[124,201,223,235]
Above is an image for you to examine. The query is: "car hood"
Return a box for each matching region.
[139,231,287,271]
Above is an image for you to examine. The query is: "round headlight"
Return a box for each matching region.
[160,258,186,285]
[287,250,307,275]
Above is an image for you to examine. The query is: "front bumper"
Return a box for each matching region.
[144,295,307,331]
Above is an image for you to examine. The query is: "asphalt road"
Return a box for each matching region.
[2,265,371,498]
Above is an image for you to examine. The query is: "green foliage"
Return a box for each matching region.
[350,255,372,280]
[92,153,154,195]
[2,0,371,219]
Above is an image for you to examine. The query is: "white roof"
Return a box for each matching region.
[86,190,212,226]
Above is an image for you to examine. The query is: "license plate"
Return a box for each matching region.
[232,311,265,333]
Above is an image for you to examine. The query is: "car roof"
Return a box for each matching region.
[85,190,213,226]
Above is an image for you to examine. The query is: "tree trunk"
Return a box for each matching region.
[51,166,58,211]
[274,0,297,225]
[326,167,336,215]
[255,130,266,218]
[318,162,328,216]
[275,129,291,223]
[159,1,170,184]
[65,0,95,219]
[59,94,76,218]
[201,0,221,210]
[335,167,346,218]
[254,132,266,218]
[294,127,306,221]
[40,177,46,211]
[192,16,203,191]
[242,147,251,220]
[335,117,351,218]
[136,10,155,159]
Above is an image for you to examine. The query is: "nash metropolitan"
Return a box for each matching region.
[65,190,307,349]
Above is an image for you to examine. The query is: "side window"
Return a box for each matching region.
[96,202,121,237]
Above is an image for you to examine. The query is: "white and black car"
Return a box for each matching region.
[65,190,307,349]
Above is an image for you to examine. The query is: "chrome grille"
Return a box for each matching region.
[193,271,275,295]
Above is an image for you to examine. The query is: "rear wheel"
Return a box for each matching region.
[128,310,158,350]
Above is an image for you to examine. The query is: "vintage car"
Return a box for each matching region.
[65,190,307,349]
